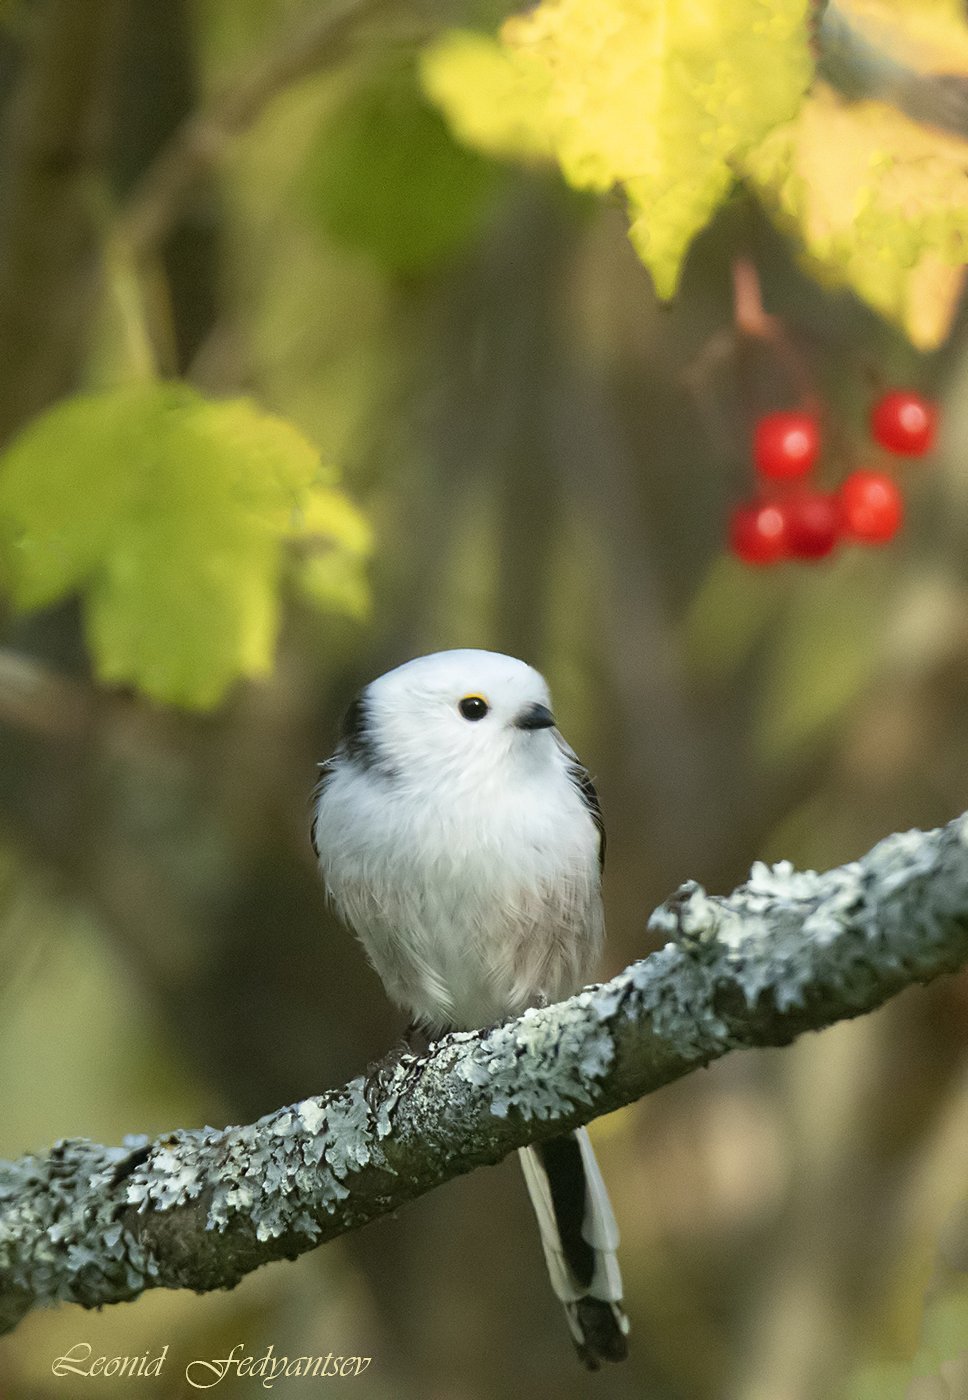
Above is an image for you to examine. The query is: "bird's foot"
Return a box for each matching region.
[362,1023,429,1115]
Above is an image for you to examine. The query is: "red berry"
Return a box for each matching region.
[753,411,821,480]
[870,390,937,456]
[839,470,903,543]
[729,500,788,565]
[783,491,841,560]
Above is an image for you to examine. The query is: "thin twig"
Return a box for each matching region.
[0,649,98,738]
[116,0,408,261]
[731,257,819,413]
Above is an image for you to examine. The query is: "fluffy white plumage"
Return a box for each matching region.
[312,649,604,1031]
[312,649,627,1367]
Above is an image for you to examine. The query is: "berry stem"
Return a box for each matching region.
[731,257,820,415]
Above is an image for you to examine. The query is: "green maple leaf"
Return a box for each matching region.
[0,384,370,708]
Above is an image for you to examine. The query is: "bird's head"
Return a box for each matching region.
[345,649,558,789]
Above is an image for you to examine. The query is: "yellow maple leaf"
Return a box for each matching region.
[422,0,813,298]
[423,0,968,347]
[418,30,553,163]
[739,0,968,348]
[741,78,968,349]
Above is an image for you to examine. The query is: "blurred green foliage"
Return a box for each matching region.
[301,62,503,275]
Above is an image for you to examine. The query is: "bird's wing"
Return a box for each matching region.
[309,758,338,857]
[554,734,606,872]
[311,689,378,857]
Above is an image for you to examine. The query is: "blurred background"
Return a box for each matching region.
[2,1,968,1397]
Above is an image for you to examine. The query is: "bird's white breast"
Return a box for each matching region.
[314,747,604,1031]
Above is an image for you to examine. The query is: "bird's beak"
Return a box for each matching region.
[514,702,556,731]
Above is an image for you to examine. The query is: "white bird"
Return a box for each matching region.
[311,648,629,1368]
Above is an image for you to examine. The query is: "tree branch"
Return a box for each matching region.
[4,811,968,1335]
[818,2,968,140]
[0,648,100,738]
[116,0,409,263]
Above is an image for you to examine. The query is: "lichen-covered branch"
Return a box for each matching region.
[4,813,968,1335]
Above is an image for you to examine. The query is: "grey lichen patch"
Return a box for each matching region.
[641,817,968,1045]
[0,1138,159,1311]
[0,1085,394,1321]
[124,1084,389,1244]
[453,994,616,1122]
[622,942,735,1056]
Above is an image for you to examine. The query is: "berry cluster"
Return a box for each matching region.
[729,390,937,566]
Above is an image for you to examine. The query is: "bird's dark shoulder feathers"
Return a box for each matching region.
[556,734,605,872]
[310,690,387,857]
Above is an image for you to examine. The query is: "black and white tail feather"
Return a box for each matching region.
[519,1129,628,1369]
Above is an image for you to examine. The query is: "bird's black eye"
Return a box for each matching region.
[458,694,489,721]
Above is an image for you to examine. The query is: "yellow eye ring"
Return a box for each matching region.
[458,694,489,721]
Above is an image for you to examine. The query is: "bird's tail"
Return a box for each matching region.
[518,1128,629,1369]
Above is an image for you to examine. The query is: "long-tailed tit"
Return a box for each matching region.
[312,649,628,1368]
